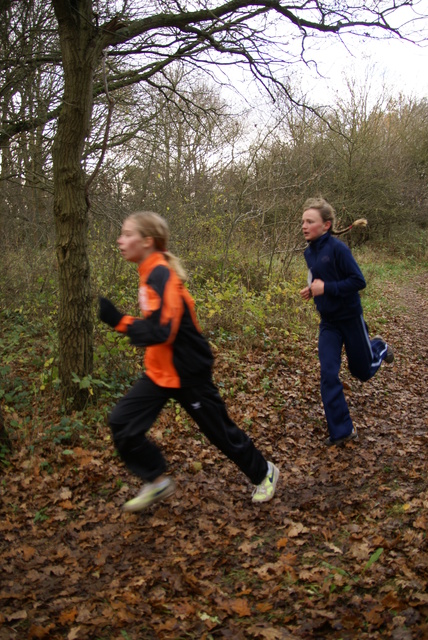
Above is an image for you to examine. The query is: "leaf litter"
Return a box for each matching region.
[0,277,427,639]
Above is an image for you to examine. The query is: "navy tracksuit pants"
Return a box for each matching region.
[109,374,268,485]
[318,315,389,441]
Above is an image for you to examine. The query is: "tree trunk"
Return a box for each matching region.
[52,1,99,409]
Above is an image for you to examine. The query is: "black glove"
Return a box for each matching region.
[98,297,124,328]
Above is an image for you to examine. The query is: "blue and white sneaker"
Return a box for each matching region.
[374,335,394,364]
[252,462,279,503]
[123,477,176,512]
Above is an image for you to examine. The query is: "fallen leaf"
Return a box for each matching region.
[28,624,55,639]
[67,627,82,640]
[59,487,72,500]
[276,538,288,549]
[22,545,36,561]
[286,522,309,537]
[59,608,78,624]
[6,610,28,621]
[230,598,252,617]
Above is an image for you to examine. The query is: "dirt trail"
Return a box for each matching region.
[394,274,427,364]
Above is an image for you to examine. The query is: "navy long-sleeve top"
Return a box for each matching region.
[304,232,366,322]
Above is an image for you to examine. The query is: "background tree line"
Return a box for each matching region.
[3,67,426,281]
[0,0,427,410]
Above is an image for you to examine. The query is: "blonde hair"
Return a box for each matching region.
[303,197,367,236]
[127,211,187,281]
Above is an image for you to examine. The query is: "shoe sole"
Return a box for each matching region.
[123,480,176,512]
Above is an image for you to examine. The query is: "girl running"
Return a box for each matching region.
[99,211,279,511]
[299,198,394,446]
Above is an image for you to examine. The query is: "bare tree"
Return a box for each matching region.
[0,1,59,246]
[1,0,425,408]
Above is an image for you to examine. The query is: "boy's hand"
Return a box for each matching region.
[98,297,124,328]
[300,286,312,301]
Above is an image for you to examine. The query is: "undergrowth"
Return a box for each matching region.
[0,245,426,465]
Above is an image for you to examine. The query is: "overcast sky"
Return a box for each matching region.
[302,33,428,104]
[217,7,428,124]
[297,0,428,102]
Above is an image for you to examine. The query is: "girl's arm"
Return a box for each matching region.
[99,266,182,347]
[323,243,366,297]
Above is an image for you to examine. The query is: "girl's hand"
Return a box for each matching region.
[98,296,124,328]
[300,286,312,301]
[311,279,325,297]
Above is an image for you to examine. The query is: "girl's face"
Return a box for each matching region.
[117,218,153,264]
[302,208,331,242]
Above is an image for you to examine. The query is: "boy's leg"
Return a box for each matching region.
[174,381,269,486]
[109,375,169,482]
[344,316,387,382]
[319,321,354,441]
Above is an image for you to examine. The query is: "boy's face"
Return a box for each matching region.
[302,208,331,242]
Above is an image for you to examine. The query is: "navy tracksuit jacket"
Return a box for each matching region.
[304,232,389,441]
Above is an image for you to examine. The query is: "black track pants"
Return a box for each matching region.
[108,374,268,485]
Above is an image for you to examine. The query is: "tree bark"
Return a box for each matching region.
[52,1,99,408]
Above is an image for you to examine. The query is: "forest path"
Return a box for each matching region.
[0,271,427,640]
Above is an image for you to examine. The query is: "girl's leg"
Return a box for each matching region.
[319,321,354,441]
[343,316,387,382]
[174,381,268,485]
[109,375,169,482]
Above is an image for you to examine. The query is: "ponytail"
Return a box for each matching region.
[163,250,187,282]
[332,218,368,236]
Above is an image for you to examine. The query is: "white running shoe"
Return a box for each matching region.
[123,477,176,512]
[252,462,279,503]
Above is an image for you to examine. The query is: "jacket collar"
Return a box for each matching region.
[308,231,331,252]
[138,251,168,279]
